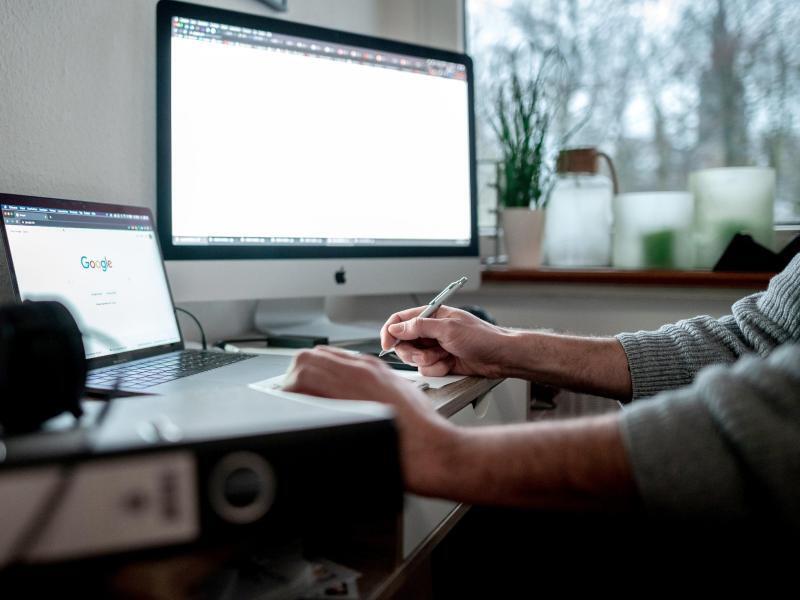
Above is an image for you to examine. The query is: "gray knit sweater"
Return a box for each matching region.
[616,254,800,525]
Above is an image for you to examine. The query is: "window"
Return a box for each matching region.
[466,0,800,228]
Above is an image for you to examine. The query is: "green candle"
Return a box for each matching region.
[642,229,675,269]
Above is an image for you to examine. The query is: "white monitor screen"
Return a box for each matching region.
[167,15,473,250]
[1,203,181,359]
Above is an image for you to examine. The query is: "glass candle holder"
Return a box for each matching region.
[612,192,694,269]
[689,167,775,269]
[544,172,613,267]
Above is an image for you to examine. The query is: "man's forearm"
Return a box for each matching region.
[499,331,633,401]
[421,414,639,511]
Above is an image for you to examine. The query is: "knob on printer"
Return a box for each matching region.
[209,451,277,524]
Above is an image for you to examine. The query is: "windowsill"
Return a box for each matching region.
[481,266,774,288]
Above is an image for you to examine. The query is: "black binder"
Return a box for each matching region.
[0,386,402,567]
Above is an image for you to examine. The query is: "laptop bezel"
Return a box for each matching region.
[0,193,186,369]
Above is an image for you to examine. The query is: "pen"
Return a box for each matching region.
[379,276,468,357]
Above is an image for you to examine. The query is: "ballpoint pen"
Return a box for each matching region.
[379,276,468,357]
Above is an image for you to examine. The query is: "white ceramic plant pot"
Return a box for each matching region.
[501,208,545,268]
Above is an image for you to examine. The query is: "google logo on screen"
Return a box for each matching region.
[80,256,113,271]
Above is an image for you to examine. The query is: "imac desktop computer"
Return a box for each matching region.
[157,1,480,341]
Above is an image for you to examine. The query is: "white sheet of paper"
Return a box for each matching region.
[248,375,390,417]
[250,368,466,409]
[391,370,467,389]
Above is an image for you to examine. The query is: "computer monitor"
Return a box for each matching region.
[157,1,479,339]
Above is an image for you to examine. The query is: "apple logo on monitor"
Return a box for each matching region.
[335,267,346,285]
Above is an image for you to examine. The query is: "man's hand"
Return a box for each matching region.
[380,305,516,378]
[283,346,461,496]
[382,305,633,400]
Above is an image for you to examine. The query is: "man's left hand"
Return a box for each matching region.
[283,346,461,496]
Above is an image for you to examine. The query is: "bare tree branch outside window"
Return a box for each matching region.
[467,0,800,228]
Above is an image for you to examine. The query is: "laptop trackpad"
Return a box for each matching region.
[149,354,292,392]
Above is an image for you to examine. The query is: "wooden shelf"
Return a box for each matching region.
[481,267,774,288]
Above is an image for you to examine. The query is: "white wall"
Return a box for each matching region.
[377,0,463,50]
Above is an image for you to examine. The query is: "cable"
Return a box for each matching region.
[175,307,207,350]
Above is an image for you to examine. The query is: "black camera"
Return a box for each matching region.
[0,301,86,433]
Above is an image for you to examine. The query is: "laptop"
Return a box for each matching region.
[0,193,290,394]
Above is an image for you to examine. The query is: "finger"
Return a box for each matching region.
[412,337,442,349]
[408,345,450,367]
[283,363,329,396]
[380,306,427,350]
[316,345,389,372]
[286,348,313,376]
[387,316,451,342]
[307,345,387,372]
[393,341,419,365]
[395,342,449,367]
[418,355,456,377]
[287,347,357,380]
[315,345,362,361]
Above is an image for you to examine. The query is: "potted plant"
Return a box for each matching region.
[490,49,564,268]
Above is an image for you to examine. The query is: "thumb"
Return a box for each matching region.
[388,317,447,342]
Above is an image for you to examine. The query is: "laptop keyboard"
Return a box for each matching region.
[86,350,256,391]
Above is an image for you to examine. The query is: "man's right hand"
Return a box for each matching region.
[380,305,516,378]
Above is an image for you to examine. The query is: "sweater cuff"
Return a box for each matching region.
[616,330,694,400]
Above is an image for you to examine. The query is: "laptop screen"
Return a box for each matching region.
[1,199,181,360]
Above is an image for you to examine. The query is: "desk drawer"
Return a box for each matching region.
[461,378,528,427]
[402,379,529,558]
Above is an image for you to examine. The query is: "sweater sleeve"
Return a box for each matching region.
[620,344,800,526]
[616,254,800,399]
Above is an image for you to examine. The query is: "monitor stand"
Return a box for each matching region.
[254,298,380,343]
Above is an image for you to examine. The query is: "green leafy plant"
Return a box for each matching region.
[490,49,565,210]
